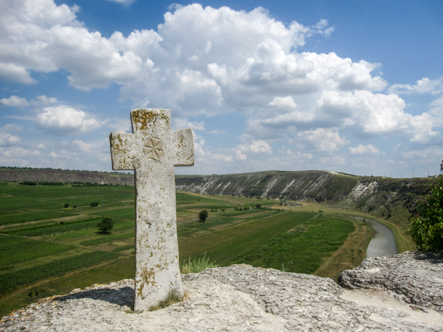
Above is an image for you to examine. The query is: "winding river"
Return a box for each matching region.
[356,217,397,258]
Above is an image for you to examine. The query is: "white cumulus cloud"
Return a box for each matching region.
[234,140,272,161]
[389,77,443,95]
[299,128,348,152]
[1,96,29,107]
[35,105,102,135]
[349,144,380,156]
[237,140,272,154]
[32,95,57,105]
[106,0,136,5]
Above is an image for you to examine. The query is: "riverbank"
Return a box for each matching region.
[291,201,412,254]
[355,217,397,258]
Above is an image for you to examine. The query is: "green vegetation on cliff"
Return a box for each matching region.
[408,179,443,254]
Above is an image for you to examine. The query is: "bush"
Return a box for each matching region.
[64,203,69,208]
[19,181,37,186]
[408,179,443,254]
[97,218,115,234]
[198,210,208,222]
[90,202,99,207]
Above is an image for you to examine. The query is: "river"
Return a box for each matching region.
[356,217,397,258]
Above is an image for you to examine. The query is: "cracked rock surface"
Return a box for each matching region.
[338,251,443,314]
[1,252,442,331]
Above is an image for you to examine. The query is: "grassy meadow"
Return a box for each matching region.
[0,181,372,317]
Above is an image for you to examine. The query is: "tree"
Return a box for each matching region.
[199,210,208,222]
[408,178,443,254]
[97,217,115,234]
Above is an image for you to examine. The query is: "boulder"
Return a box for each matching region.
[338,251,443,314]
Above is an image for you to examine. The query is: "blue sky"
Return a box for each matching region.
[1,0,442,177]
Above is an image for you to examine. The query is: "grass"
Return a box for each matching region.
[79,232,135,246]
[234,214,355,274]
[298,200,414,253]
[178,212,318,266]
[0,182,372,318]
[180,254,218,274]
[0,257,135,317]
[314,216,373,280]
[177,208,282,236]
[0,251,119,295]
[148,290,185,311]
[0,235,74,271]
[5,218,103,237]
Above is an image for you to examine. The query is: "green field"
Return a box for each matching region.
[0,181,371,317]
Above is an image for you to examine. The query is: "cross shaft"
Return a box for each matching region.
[109,109,194,312]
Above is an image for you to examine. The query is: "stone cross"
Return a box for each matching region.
[109,109,194,312]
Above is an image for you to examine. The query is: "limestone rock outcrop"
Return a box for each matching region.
[338,251,443,314]
[1,252,442,331]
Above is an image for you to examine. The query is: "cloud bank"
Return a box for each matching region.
[0,0,442,174]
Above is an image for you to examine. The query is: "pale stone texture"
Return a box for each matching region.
[338,251,443,313]
[2,263,442,331]
[109,109,194,312]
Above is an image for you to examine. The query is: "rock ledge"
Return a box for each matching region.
[1,252,442,331]
[338,251,443,314]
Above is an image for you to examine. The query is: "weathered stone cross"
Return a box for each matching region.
[109,109,194,312]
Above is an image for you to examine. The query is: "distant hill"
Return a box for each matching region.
[0,168,133,186]
[175,170,440,251]
[175,170,438,216]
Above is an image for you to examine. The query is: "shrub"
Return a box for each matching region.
[90,202,99,207]
[408,179,443,254]
[97,217,115,234]
[64,203,69,208]
[19,181,37,185]
[198,210,208,222]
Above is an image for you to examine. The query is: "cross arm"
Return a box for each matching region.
[171,129,194,167]
[109,132,135,170]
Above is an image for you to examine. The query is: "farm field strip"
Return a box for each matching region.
[0,235,74,270]
[235,214,355,274]
[313,216,372,279]
[178,211,318,266]
[0,251,119,295]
